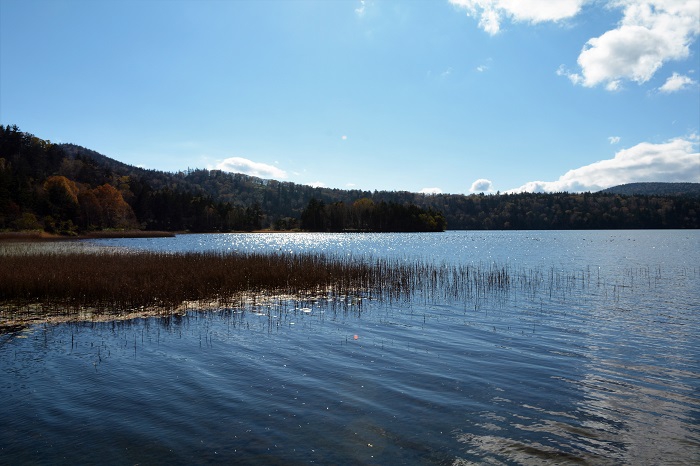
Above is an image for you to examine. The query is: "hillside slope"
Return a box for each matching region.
[2,125,699,232]
[600,182,700,197]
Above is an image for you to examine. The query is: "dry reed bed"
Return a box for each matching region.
[0,247,631,328]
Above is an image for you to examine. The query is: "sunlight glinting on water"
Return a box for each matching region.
[2,231,699,464]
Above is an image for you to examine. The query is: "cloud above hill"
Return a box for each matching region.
[216,157,287,179]
[508,135,700,193]
[469,178,496,193]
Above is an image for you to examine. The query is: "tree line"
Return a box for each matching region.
[416,191,699,230]
[300,198,447,232]
[176,167,699,230]
[1,125,698,234]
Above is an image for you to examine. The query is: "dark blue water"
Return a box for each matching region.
[1,231,699,464]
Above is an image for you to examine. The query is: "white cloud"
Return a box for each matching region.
[557,64,583,84]
[307,181,326,188]
[469,178,496,193]
[420,187,443,194]
[570,1,700,89]
[609,136,621,144]
[659,72,697,92]
[508,135,700,193]
[451,1,700,91]
[449,0,586,35]
[496,0,586,23]
[216,157,287,179]
[605,79,623,91]
[355,0,367,17]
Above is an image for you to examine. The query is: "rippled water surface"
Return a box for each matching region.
[1,231,698,464]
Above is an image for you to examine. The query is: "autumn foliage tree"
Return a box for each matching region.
[91,183,139,229]
[42,175,80,227]
[39,176,138,231]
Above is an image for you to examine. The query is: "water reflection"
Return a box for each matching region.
[451,289,700,465]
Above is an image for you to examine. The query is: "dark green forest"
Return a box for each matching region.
[1,125,698,234]
[300,198,446,232]
[600,182,700,197]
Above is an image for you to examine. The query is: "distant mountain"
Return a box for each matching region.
[600,182,700,197]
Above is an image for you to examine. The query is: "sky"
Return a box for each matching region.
[1,0,698,194]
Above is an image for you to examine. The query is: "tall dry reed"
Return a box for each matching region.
[0,247,629,325]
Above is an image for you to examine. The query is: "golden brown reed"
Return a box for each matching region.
[0,246,574,328]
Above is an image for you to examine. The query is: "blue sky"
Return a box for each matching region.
[1,0,698,194]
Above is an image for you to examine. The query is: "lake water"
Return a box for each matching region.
[1,231,698,464]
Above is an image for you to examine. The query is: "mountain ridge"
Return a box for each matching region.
[1,125,698,232]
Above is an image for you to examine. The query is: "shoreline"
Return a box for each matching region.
[0,230,177,242]
[0,229,313,243]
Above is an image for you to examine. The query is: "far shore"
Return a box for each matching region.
[0,230,314,242]
[0,230,177,242]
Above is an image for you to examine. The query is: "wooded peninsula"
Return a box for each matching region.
[1,125,698,235]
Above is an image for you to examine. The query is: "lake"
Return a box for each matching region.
[1,230,698,464]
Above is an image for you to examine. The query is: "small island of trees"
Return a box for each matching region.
[300,198,447,232]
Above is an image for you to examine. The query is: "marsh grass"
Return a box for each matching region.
[0,245,657,329]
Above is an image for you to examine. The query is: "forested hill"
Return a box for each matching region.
[599,182,700,197]
[1,125,699,234]
[0,126,444,233]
